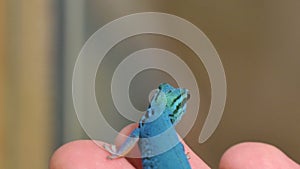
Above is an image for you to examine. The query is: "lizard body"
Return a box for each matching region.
[103,83,191,169]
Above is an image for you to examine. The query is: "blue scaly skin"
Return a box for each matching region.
[103,83,191,169]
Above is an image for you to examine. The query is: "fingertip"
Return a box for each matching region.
[219,142,300,169]
[115,123,139,145]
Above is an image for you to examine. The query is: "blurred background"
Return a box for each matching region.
[1,0,299,168]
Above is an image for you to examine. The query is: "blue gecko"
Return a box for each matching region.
[103,83,191,169]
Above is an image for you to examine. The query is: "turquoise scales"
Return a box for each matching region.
[103,83,191,169]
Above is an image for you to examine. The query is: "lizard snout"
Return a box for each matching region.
[187,91,190,100]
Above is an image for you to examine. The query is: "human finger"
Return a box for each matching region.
[219,142,300,169]
[49,140,136,169]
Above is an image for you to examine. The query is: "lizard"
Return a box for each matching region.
[103,83,192,169]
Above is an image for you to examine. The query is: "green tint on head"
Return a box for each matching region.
[158,83,190,125]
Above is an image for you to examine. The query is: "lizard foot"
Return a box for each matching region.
[102,143,122,159]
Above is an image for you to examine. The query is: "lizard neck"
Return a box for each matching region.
[140,109,175,138]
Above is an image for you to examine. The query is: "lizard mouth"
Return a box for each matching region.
[187,92,190,100]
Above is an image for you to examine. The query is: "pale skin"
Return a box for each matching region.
[50,124,300,169]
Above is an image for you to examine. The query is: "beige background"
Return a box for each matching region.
[1,0,54,169]
[1,0,299,169]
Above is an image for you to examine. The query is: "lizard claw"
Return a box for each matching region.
[102,143,122,159]
[186,152,191,160]
[106,154,120,160]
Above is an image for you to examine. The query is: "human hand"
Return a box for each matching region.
[50,124,300,169]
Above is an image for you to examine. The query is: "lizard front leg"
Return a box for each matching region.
[103,128,140,159]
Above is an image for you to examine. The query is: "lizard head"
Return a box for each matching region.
[158,83,190,125]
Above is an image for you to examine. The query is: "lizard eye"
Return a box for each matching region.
[167,90,172,94]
